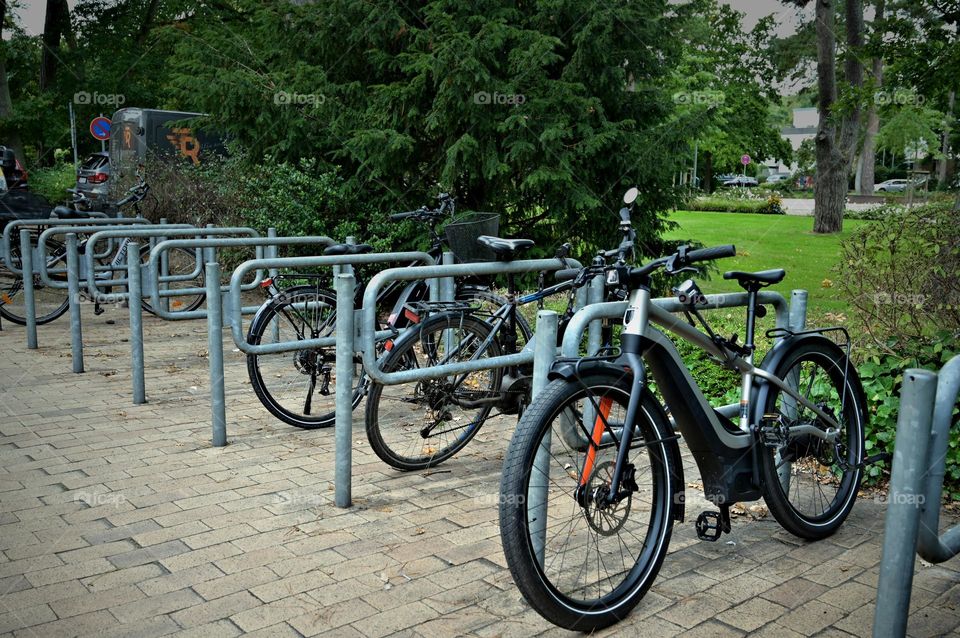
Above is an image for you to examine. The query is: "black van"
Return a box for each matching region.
[108,108,226,197]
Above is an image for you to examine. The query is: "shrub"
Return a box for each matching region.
[756,192,785,215]
[837,201,960,489]
[26,162,74,204]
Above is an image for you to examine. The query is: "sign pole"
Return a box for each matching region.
[69,102,78,172]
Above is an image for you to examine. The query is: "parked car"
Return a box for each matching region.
[874,179,912,193]
[75,152,111,206]
[765,172,791,183]
[0,146,28,190]
[723,175,759,187]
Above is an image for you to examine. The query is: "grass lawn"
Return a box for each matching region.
[663,210,868,316]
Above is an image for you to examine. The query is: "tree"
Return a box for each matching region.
[0,0,24,163]
[167,0,696,257]
[800,0,865,233]
[856,0,884,195]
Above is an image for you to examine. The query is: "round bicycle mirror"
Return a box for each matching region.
[623,187,639,205]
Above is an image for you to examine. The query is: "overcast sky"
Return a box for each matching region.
[15,1,804,37]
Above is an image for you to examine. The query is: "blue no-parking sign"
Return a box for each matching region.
[90,116,112,141]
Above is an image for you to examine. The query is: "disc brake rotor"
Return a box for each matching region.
[584,460,631,536]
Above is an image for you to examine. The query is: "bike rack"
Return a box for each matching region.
[874,355,960,638]
[4,219,154,348]
[143,237,341,444]
[357,257,585,386]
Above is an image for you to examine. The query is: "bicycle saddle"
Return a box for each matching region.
[50,206,89,219]
[323,243,374,256]
[723,269,786,290]
[477,235,535,261]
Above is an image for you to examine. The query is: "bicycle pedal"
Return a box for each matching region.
[695,511,723,542]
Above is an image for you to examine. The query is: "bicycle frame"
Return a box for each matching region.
[602,286,843,507]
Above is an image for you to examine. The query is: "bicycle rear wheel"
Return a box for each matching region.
[0,238,70,325]
[499,371,676,631]
[246,285,364,428]
[365,311,503,470]
[759,340,865,539]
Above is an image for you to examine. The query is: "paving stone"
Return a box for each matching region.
[717,596,790,632]
[170,591,261,627]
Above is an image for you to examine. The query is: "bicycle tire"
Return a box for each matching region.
[246,285,364,428]
[499,371,676,631]
[759,340,866,540]
[0,238,70,325]
[365,311,503,470]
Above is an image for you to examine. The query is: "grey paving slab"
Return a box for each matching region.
[0,304,958,637]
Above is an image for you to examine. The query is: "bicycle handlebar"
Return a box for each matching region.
[685,244,736,264]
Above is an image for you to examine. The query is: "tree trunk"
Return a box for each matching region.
[704,151,714,194]
[812,0,863,234]
[0,0,24,164]
[858,0,884,195]
[938,90,954,186]
[39,0,71,91]
[136,0,160,45]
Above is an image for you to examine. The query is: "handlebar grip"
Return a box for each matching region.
[554,268,581,282]
[389,210,423,221]
[686,244,736,263]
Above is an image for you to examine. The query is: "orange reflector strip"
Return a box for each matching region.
[260,278,273,288]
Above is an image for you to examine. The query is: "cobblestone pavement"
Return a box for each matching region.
[1,305,958,637]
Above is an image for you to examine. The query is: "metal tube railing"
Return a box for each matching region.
[358,258,582,385]
[2,217,150,274]
[874,354,960,637]
[227,252,436,355]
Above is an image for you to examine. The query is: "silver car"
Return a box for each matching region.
[874,179,910,193]
[74,152,111,208]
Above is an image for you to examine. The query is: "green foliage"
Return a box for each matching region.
[756,192,785,215]
[837,200,960,489]
[836,201,960,351]
[26,162,75,204]
[165,0,693,260]
[876,101,946,160]
[856,343,960,490]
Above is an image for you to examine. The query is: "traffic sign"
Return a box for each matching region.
[741,154,751,166]
[90,116,112,141]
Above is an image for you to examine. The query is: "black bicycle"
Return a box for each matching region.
[497,188,871,631]
[363,202,636,471]
[245,194,531,429]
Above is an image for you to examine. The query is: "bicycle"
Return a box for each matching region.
[244,194,531,429]
[497,188,871,631]
[362,200,637,471]
[0,180,204,325]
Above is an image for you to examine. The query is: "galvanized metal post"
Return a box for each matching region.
[441,252,455,302]
[19,230,37,349]
[206,262,227,447]
[529,310,558,565]
[65,233,84,373]
[267,228,280,342]
[789,289,808,331]
[587,274,604,355]
[127,242,146,405]
[335,272,356,508]
[874,369,938,638]
[159,218,170,313]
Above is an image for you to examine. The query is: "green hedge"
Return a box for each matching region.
[25,162,75,205]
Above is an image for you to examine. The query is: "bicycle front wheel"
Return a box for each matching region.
[365,311,503,471]
[759,340,866,539]
[0,238,70,325]
[246,285,364,428]
[499,371,676,631]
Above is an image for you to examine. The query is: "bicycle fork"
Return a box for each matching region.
[578,287,650,508]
